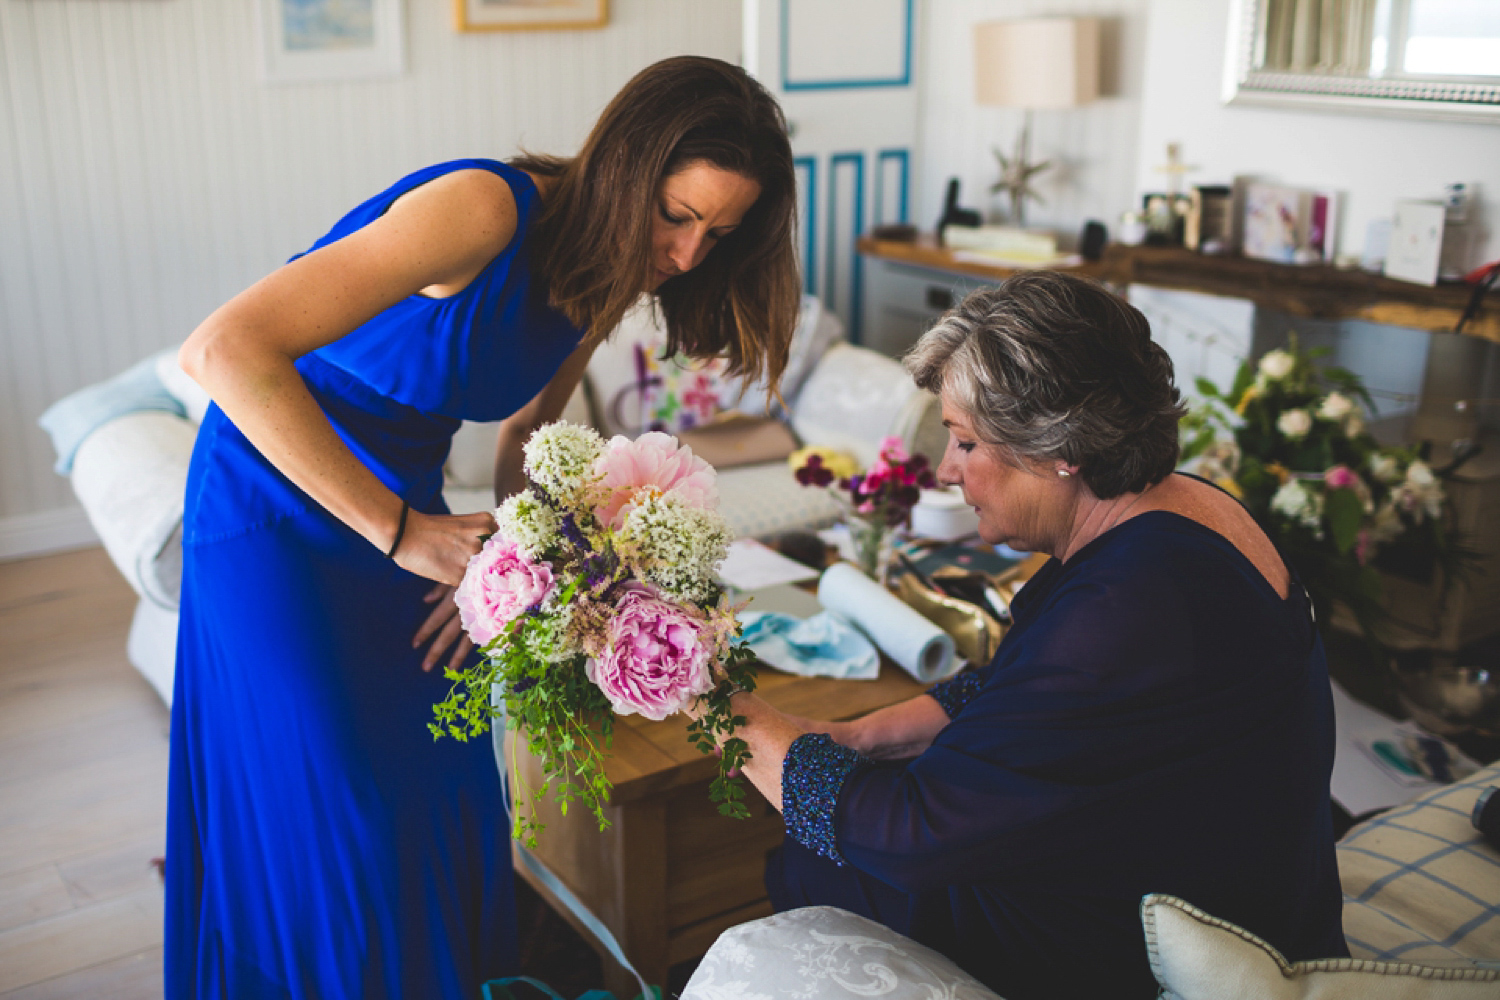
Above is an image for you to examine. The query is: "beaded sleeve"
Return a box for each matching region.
[928,670,985,718]
[781,733,870,865]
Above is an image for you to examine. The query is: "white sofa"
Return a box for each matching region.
[52,300,945,706]
[685,761,1500,999]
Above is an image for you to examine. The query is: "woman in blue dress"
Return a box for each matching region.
[165,56,798,998]
[701,273,1348,1000]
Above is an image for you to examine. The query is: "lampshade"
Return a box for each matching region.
[974,17,1100,109]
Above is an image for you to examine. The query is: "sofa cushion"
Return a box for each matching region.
[70,410,196,610]
[716,462,843,541]
[790,344,937,469]
[1144,894,1500,1000]
[682,906,1001,1000]
[1339,761,1500,966]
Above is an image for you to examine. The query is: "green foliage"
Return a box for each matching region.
[685,642,762,819]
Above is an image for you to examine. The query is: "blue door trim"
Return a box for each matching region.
[781,0,913,91]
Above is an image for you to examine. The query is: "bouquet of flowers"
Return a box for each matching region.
[793,436,936,578]
[430,423,758,845]
[1181,338,1465,643]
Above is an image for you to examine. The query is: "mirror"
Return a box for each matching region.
[1224,0,1500,122]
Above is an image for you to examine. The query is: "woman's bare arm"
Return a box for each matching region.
[180,169,519,585]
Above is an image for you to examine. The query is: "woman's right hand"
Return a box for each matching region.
[392,509,497,586]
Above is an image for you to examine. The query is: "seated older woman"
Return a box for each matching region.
[714,272,1347,1000]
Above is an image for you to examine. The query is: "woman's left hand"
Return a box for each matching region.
[414,583,473,673]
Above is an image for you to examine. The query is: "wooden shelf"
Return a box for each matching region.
[856,236,1500,343]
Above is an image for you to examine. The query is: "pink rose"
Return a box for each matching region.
[586,590,711,721]
[593,431,718,529]
[454,537,555,647]
[1324,465,1360,490]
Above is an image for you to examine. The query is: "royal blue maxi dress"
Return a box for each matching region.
[165,160,583,999]
[769,504,1349,1000]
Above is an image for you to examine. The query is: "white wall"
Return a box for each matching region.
[0,0,739,556]
[1134,0,1500,267]
[916,0,1150,242]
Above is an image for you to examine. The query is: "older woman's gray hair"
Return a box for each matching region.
[904,271,1186,500]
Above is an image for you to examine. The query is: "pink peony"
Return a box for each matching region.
[878,435,909,463]
[454,537,555,647]
[593,432,717,529]
[586,589,711,721]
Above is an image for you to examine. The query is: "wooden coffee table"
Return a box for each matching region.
[511,660,930,994]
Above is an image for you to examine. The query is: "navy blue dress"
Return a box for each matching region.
[770,508,1348,1000]
[164,160,583,998]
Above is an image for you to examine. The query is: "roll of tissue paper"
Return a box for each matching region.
[817,562,958,683]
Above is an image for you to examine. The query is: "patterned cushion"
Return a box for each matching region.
[1339,761,1500,966]
[716,462,842,541]
[683,906,1001,1000]
[1145,894,1500,999]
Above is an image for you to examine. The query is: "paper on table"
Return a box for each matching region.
[817,562,958,683]
[718,538,820,591]
[1329,679,1444,815]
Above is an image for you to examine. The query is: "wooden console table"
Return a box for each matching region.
[512,661,929,994]
[857,237,1500,343]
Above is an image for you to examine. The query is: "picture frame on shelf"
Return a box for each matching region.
[454,0,608,32]
[1241,181,1339,265]
[259,0,404,84]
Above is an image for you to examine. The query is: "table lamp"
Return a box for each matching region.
[974,17,1100,228]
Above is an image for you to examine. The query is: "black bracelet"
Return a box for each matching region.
[385,500,410,559]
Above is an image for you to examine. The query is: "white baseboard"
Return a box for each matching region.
[0,506,99,562]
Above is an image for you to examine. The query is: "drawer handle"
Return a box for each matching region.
[926,286,953,310]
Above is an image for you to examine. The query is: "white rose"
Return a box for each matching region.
[1317,392,1354,421]
[1277,408,1313,440]
[1258,349,1295,381]
[1345,412,1366,439]
[1368,453,1400,483]
[1406,460,1434,487]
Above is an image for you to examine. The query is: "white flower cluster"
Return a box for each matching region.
[523,422,605,500]
[1315,391,1365,438]
[1270,480,1325,538]
[494,489,561,558]
[1389,460,1445,523]
[617,494,733,604]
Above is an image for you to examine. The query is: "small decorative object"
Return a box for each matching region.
[1155,142,1198,199]
[1181,337,1469,645]
[794,437,935,582]
[1385,200,1446,287]
[1142,193,1188,247]
[455,0,607,32]
[432,423,757,845]
[259,0,405,83]
[1185,186,1233,253]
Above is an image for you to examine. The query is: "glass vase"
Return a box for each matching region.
[847,515,895,585]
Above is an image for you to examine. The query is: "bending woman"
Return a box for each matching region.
[709,272,1347,1000]
[166,56,797,998]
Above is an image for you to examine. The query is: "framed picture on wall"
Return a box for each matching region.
[259,0,405,83]
[455,0,608,33]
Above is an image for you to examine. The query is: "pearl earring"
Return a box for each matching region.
[1057,469,1071,478]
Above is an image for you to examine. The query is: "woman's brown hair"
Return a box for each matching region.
[511,56,800,394]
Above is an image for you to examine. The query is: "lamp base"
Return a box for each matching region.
[990,110,1050,229]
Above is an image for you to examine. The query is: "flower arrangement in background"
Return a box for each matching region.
[433,424,757,845]
[793,436,936,579]
[1181,337,1464,643]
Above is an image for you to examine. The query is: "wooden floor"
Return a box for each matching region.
[0,547,167,998]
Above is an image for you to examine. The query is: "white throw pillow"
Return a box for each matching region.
[682,906,1000,1000]
[1144,894,1500,1000]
